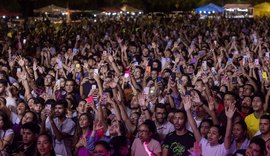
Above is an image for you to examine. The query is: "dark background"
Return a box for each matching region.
[0,0,267,16]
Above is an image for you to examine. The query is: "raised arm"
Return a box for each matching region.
[224,103,235,149]
[184,96,202,142]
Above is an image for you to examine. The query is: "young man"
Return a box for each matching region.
[42,99,75,156]
[162,110,195,156]
[258,115,270,144]
[12,122,40,156]
[245,93,267,138]
[155,103,175,143]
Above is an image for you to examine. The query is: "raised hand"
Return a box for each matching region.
[225,103,236,119]
[16,56,25,67]
[183,96,192,111]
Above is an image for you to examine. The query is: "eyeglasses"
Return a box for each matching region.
[138,129,149,133]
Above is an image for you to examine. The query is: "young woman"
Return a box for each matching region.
[229,121,249,155]
[131,120,161,156]
[35,133,56,156]
[74,113,99,156]
[184,96,235,156]
[0,110,14,155]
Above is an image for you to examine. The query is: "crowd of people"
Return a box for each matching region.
[0,14,269,156]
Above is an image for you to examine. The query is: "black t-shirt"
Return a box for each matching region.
[162,131,195,156]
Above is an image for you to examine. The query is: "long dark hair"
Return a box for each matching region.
[0,110,12,130]
[74,113,93,146]
[35,133,56,156]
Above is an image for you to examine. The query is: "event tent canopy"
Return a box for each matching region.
[195,3,224,13]
[120,4,142,12]
[254,2,270,17]
[0,6,21,16]
[34,4,67,14]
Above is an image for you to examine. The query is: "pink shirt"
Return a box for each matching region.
[131,138,161,156]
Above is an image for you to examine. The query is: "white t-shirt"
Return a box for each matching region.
[200,138,229,156]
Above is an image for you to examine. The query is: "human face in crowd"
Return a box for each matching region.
[22,129,36,145]
[22,112,34,125]
[134,68,142,79]
[194,81,204,92]
[246,143,262,156]
[152,62,159,69]
[54,104,66,117]
[76,100,87,115]
[155,108,166,124]
[0,83,6,95]
[207,127,221,146]
[173,112,186,131]
[241,96,252,114]
[138,124,152,142]
[200,121,211,138]
[65,80,74,94]
[0,116,4,129]
[109,120,120,136]
[181,75,189,87]
[94,144,110,156]
[151,70,158,80]
[243,85,254,97]
[232,123,246,142]
[28,99,35,111]
[142,48,149,57]
[17,102,27,116]
[223,94,236,108]
[259,119,270,135]
[239,87,244,99]
[34,104,43,114]
[252,96,263,112]
[60,78,66,88]
[37,135,52,156]
[130,112,139,126]
[44,74,53,87]
[79,114,91,129]
[130,96,140,109]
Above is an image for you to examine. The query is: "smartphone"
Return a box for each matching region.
[171,73,176,81]
[17,68,21,73]
[185,90,191,96]
[243,55,248,65]
[178,79,182,84]
[124,70,130,78]
[266,52,270,58]
[144,87,150,95]
[94,69,99,74]
[23,39,26,44]
[92,84,97,90]
[228,58,233,64]
[255,59,259,65]
[146,66,151,73]
[262,72,269,80]
[58,60,63,68]
[56,79,61,86]
[45,104,51,111]
[191,58,197,64]
[133,61,139,66]
[232,77,237,84]
[157,77,162,82]
[211,67,217,75]
[87,96,94,104]
[76,35,80,40]
[202,61,207,70]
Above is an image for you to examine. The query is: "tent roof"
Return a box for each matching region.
[0,6,21,16]
[254,2,270,9]
[195,3,224,13]
[100,7,121,12]
[34,4,67,14]
[224,4,253,9]
[120,4,142,12]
